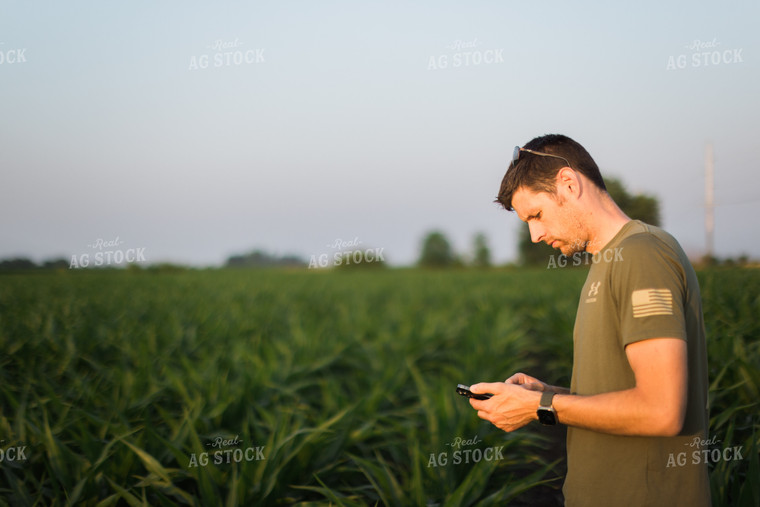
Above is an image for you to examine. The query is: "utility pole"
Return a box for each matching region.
[705,142,714,259]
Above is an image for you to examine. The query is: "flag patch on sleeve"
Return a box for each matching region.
[632,288,673,318]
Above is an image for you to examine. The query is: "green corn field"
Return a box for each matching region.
[0,267,757,505]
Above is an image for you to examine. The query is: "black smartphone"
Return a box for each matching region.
[456,384,493,400]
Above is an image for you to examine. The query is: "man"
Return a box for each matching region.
[468,134,710,506]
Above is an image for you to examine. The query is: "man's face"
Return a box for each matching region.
[512,185,588,256]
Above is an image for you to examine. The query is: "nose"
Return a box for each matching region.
[528,222,545,243]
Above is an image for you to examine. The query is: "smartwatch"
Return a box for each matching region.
[537,391,557,425]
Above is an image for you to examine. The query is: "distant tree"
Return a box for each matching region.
[42,258,69,270]
[0,257,37,271]
[472,232,492,268]
[604,178,660,226]
[517,177,661,266]
[419,230,455,268]
[226,249,306,268]
[146,263,189,272]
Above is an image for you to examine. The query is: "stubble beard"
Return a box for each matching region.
[558,241,585,257]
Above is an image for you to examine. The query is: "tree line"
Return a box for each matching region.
[7,177,744,271]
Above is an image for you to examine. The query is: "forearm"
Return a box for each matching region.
[477,339,687,436]
[552,388,683,437]
[470,379,682,436]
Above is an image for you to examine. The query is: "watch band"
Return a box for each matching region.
[540,391,555,408]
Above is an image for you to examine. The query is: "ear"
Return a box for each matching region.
[555,167,581,199]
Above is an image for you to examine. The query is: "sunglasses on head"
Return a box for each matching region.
[511,146,572,169]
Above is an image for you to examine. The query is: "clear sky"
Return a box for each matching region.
[2,0,758,267]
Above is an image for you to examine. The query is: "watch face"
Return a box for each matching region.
[538,408,557,425]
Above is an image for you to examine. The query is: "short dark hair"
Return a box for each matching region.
[496,134,606,211]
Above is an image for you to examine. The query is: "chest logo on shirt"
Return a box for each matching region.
[585,281,601,303]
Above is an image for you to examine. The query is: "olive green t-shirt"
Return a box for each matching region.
[563,220,710,506]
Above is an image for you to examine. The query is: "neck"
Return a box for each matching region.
[583,190,630,254]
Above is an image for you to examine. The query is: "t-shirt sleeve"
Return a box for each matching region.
[611,233,688,347]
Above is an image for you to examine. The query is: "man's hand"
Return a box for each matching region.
[468,381,542,433]
[504,372,547,392]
